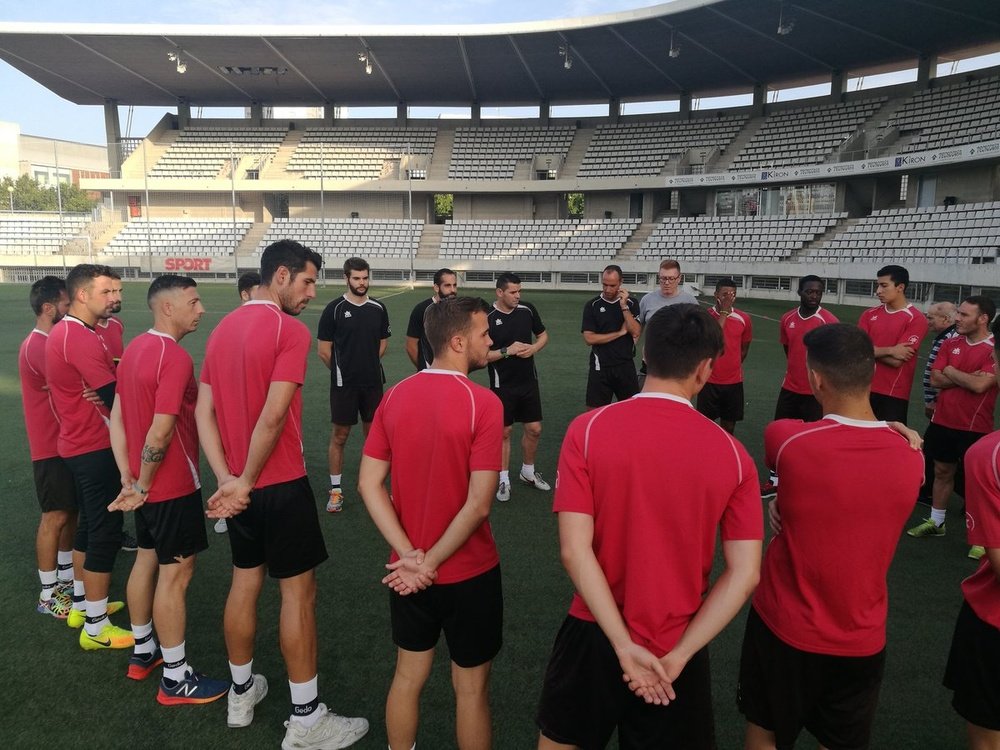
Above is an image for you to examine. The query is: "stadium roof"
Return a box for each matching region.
[0,0,998,109]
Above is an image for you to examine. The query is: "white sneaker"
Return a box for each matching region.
[519,471,551,491]
[281,704,369,750]
[496,481,510,502]
[227,673,268,728]
[214,518,228,534]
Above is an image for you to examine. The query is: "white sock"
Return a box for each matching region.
[57,550,74,583]
[521,463,535,480]
[230,659,253,687]
[769,471,778,485]
[72,579,86,611]
[162,642,189,682]
[132,620,156,655]
[38,569,57,601]
[289,675,321,726]
[84,597,109,636]
[330,474,342,487]
[930,508,947,526]
[499,470,509,484]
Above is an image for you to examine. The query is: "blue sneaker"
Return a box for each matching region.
[127,648,164,681]
[156,671,229,706]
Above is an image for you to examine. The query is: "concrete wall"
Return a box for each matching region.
[452,194,533,220]
[932,164,998,205]
[584,192,629,219]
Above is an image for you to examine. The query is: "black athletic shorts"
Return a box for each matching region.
[65,448,124,574]
[493,381,543,426]
[737,606,886,750]
[390,565,502,669]
[774,387,823,422]
[134,489,209,565]
[330,385,383,426]
[869,393,909,425]
[33,457,78,513]
[697,382,745,422]
[585,363,640,408]
[944,600,1000,731]
[227,476,328,578]
[923,422,986,466]
[537,615,715,750]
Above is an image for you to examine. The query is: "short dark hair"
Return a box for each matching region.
[603,264,623,280]
[433,268,456,286]
[29,275,66,315]
[798,274,825,292]
[259,240,322,285]
[644,304,722,380]
[877,265,909,291]
[715,277,737,292]
[238,271,261,298]
[496,272,520,290]
[344,257,369,275]
[147,274,196,307]
[424,296,490,357]
[66,263,115,299]
[963,295,997,323]
[992,317,1000,353]
[803,323,874,395]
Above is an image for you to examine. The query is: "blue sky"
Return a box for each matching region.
[0,0,653,145]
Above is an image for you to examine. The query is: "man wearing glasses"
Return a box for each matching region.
[638,260,698,384]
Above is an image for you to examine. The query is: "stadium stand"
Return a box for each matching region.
[803,202,1000,264]
[578,116,747,177]
[0,215,89,254]
[103,219,253,255]
[637,214,845,262]
[257,218,423,259]
[448,125,575,179]
[150,127,286,179]
[882,75,1000,153]
[286,127,437,180]
[440,218,640,260]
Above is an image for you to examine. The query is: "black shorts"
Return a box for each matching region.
[737,607,886,750]
[924,422,986,466]
[390,565,502,669]
[227,476,328,579]
[697,382,745,422]
[330,385,383,426]
[774,388,823,422]
[585,363,639,408]
[65,448,124,574]
[537,616,715,750]
[32,457,78,513]
[134,490,209,565]
[869,393,909,425]
[493,381,543,426]
[944,600,1000,731]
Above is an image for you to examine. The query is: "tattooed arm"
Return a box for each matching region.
[108,411,177,511]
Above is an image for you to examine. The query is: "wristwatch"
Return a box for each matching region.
[500,347,509,359]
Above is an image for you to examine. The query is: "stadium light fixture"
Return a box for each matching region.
[558,45,573,70]
[668,30,681,58]
[358,51,373,75]
[777,5,795,35]
[167,50,187,74]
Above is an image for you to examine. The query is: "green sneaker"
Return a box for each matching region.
[969,545,986,560]
[907,518,945,538]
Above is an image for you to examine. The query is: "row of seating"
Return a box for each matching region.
[0,216,89,254]
[103,219,253,256]
[257,218,424,258]
[441,218,640,259]
[151,128,285,179]
[287,127,436,180]
[886,76,1000,153]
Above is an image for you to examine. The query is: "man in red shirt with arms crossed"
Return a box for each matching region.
[739,323,923,750]
[360,296,504,750]
[197,240,368,748]
[697,277,753,435]
[536,304,763,749]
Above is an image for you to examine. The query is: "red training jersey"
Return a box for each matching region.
[18,329,60,461]
[201,301,310,488]
[754,416,923,656]
[117,330,200,503]
[931,334,998,434]
[554,393,763,657]
[779,307,839,395]
[708,307,752,385]
[45,316,115,458]
[96,316,125,367]
[961,430,1000,629]
[363,369,503,585]
[858,303,929,400]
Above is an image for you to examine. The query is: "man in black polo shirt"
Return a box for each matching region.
[582,265,641,408]
[404,268,458,371]
[317,257,391,513]
[486,272,549,503]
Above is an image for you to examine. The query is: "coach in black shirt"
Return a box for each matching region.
[582,264,641,408]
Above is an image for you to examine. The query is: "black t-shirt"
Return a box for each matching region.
[581,294,639,370]
[317,295,391,387]
[406,297,435,370]
[487,301,545,389]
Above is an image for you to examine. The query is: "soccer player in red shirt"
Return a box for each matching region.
[739,323,924,750]
[19,276,76,618]
[109,275,229,704]
[96,270,125,367]
[697,277,752,434]
[359,296,503,750]
[536,304,763,749]
[943,325,1000,746]
[857,264,929,424]
[196,240,368,747]
[45,263,132,650]
[762,275,838,497]
[908,296,998,554]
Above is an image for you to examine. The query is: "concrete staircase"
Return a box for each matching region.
[235,221,271,259]
[122,133,175,177]
[417,223,443,258]
[428,129,454,180]
[563,127,594,177]
[615,221,658,260]
[792,215,859,259]
[263,131,303,179]
[712,116,767,171]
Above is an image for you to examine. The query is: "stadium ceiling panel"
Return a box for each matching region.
[0,0,997,108]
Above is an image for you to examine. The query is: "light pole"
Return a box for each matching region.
[7,185,13,213]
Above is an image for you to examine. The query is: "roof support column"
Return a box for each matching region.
[540,100,550,125]
[249,101,263,126]
[103,99,122,177]
[471,102,481,125]
[609,96,621,124]
[917,53,938,89]
[679,91,692,119]
[177,97,191,129]
[830,70,847,103]
[324,101,338,123]
[751,83,766,118]
[396,103,407,126]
